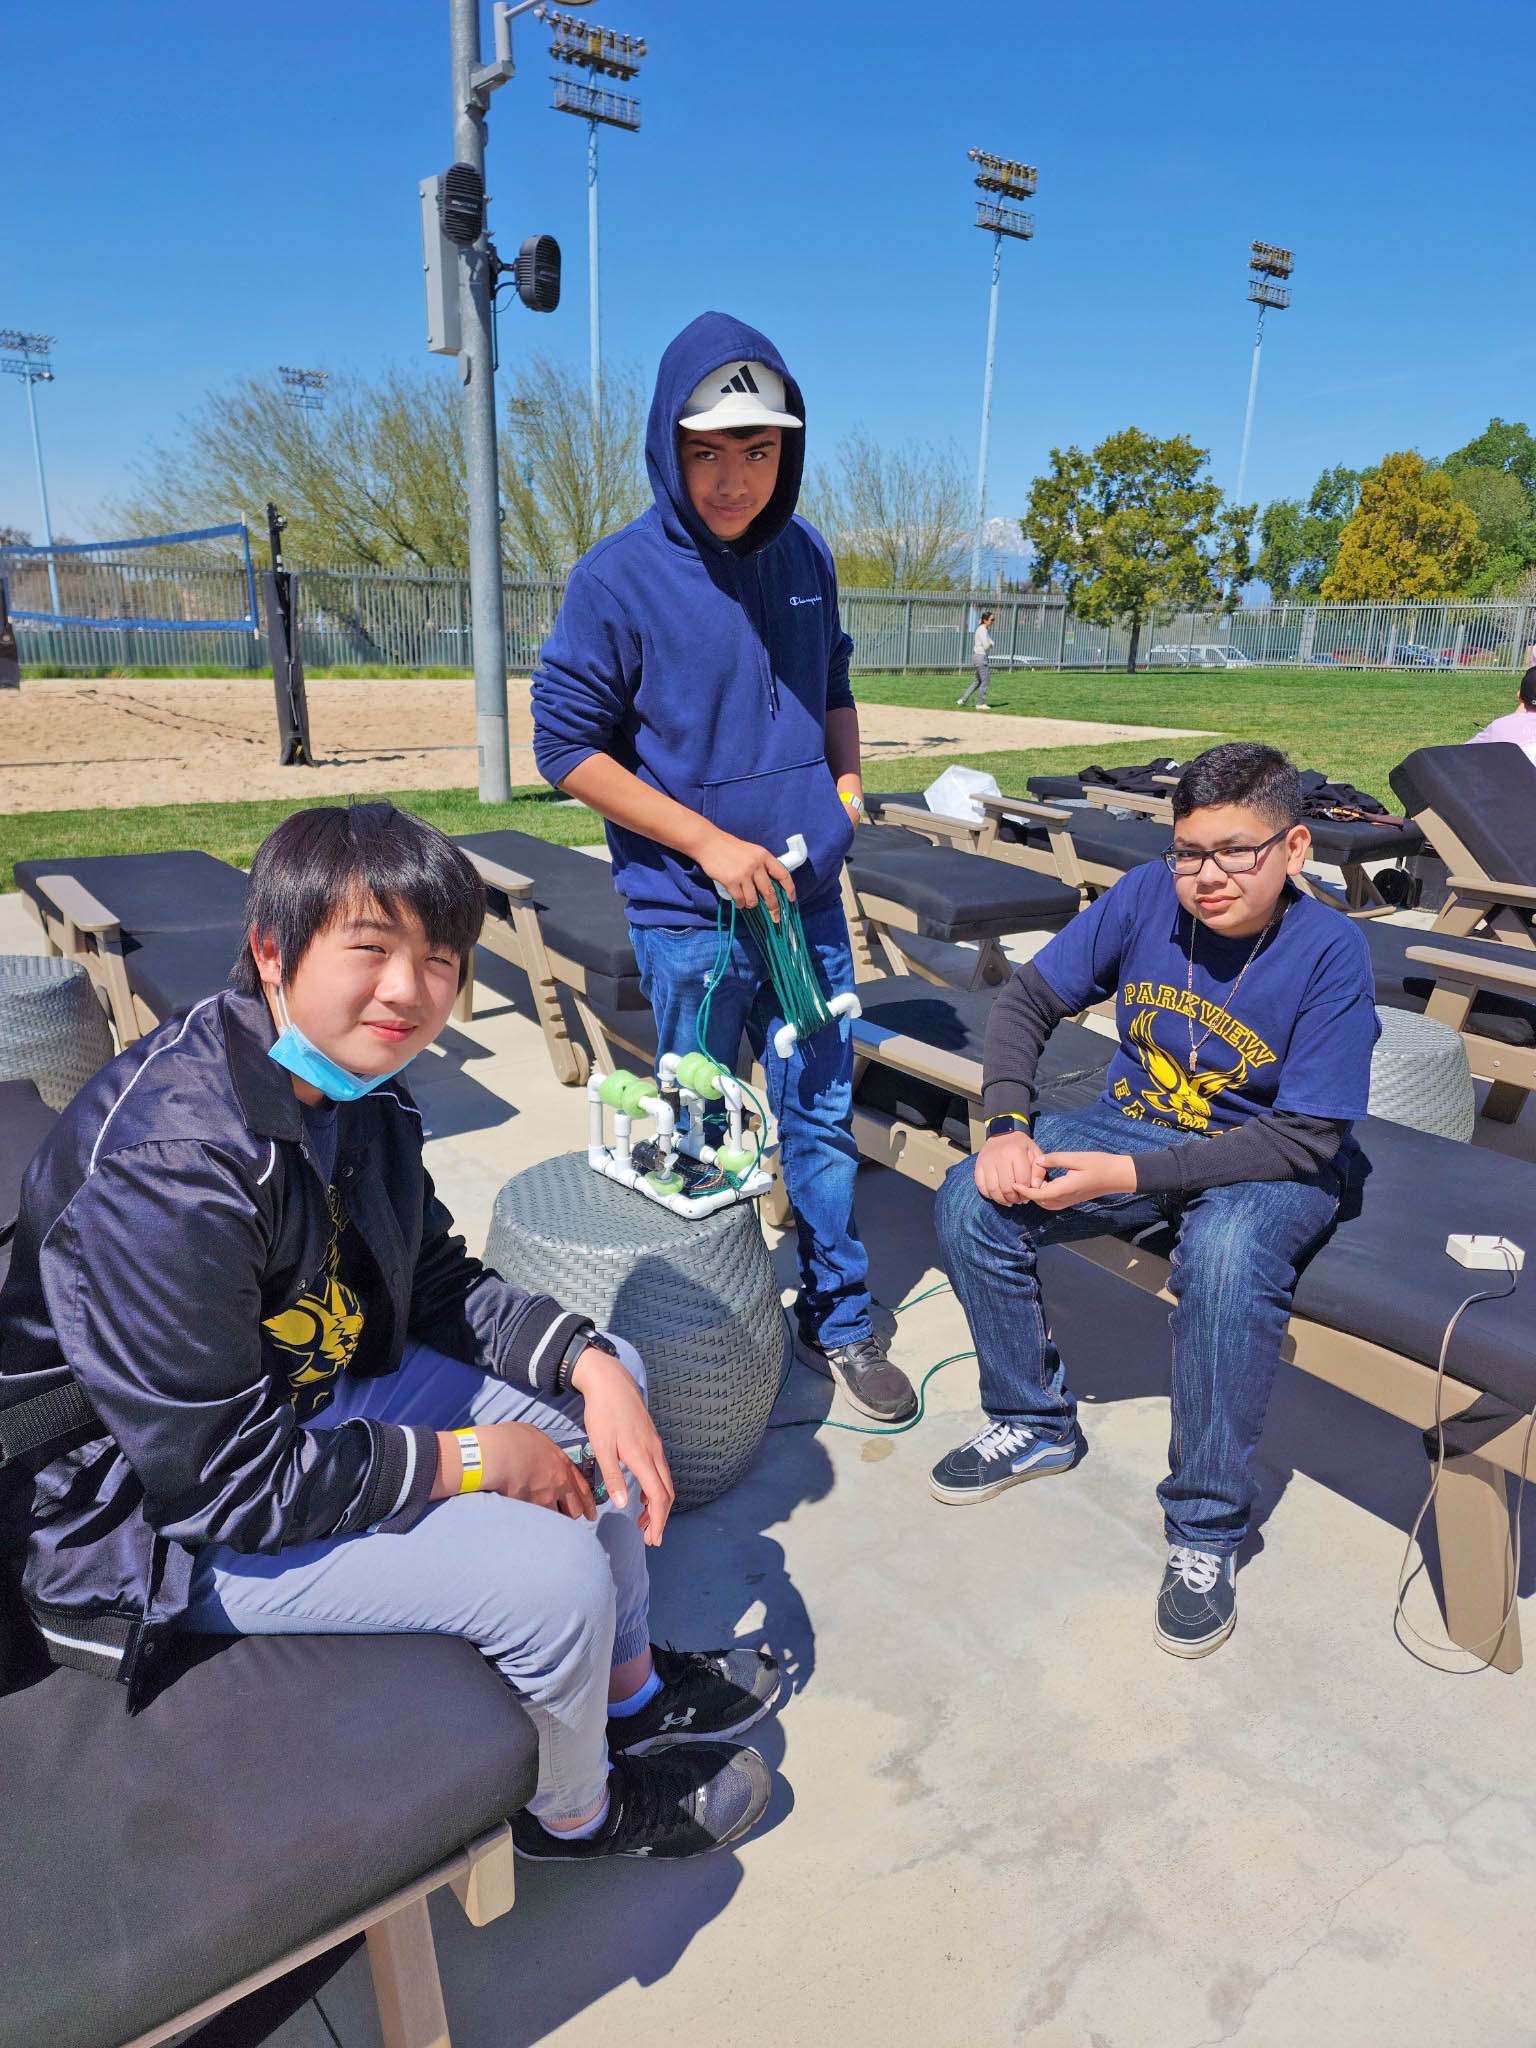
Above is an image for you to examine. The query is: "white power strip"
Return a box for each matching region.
[1446,1233,1526,1272]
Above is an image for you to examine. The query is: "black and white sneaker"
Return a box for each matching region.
[511,1745,771,1860]
[1154,1545,1237,1658]
[796,1329,918,1423]
[607,1643,781,1757]
[929,1419,1080,1504]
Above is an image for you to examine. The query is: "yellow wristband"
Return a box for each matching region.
[454,1428,483,1494]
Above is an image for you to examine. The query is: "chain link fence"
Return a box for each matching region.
[5,550,1532,677]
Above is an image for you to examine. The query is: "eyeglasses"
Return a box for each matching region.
[1162,826,1289,877]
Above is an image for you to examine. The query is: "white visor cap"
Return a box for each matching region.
[677,359,802,432]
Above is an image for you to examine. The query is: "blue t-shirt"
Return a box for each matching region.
[1032,862,1378,1135]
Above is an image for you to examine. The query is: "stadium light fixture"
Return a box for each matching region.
[0,329,60,615]
[966,149,1037,601]
[545,8,648,419]
[278,365,330,416]
[1234,239,1294,511]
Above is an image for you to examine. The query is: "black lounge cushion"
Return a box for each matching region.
[121,924,243,1020]
[13,852,250,935]
[454,830,646,1009]
[998,808,1170,875]
[0,1630,537,2048]
[1390,742,1536,887]
[1362,922,1536,1047]
[1292,1116,1536,1412]
[1303,814,1424,863]
[1027,775,1089,802]
[851,983,1110,1132]
[0,1080,57,1288]
[847,825,1078,940]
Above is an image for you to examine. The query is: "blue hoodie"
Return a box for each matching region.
[532,311,856,928]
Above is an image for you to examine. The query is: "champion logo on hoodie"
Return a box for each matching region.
[789,593,822,607]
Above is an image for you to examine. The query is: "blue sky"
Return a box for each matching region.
[3,0,1532,546]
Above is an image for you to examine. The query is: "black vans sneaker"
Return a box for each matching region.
[1154,1545,1237,1658]
[796,1329,918,1423]
[511,1745,771,1860]
[607,1643,781,1756]
[929,1419,1080,1504]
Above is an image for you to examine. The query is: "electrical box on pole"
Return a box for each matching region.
[419,175,464,355]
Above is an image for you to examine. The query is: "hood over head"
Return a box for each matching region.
[646,311,806,557]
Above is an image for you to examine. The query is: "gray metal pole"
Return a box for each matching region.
[450,0,511,803]
[968,229,1003,602]
[22,371,60,616]
[587,117,601,423]
[1234,304,1266,509]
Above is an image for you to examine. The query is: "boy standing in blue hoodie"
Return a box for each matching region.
[534,313,916,1423]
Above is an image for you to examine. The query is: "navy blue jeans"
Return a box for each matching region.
[934,1097,1341,1552]
[630,895,872,1350]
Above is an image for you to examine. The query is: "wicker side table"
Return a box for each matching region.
[484,1152,789,1510]
[0,955,115,1110]
[1367,1005,1475,1142]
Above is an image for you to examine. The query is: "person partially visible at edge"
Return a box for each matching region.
[532,310,918,1425]
[1467,667,1536,765]
[927,743,1379,1660]
[958,609,995,708]
[0,804,780,1861]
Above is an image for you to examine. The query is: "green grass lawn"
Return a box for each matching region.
[2,663,1514,888]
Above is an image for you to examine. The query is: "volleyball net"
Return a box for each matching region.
[0,522,259,633]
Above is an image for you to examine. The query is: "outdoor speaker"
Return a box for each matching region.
[438,163,486,247]
[514,234,561,313]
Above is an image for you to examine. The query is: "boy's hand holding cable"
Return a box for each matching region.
[571,1346,676,1546]
[698,827,796,917]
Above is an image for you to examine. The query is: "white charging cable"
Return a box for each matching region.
[1394,1243,1533,1668]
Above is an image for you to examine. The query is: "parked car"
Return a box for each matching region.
[1146,643,1253,670]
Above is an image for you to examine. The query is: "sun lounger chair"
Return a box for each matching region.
[0,1605,535,2048]
[13,853,247,1045]
[1390,742,1536,945]
[841,823,1079,987]
[841,1006,1536,1672]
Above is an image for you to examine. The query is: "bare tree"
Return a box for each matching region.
[498,355,648,576]
[804,429,970,588]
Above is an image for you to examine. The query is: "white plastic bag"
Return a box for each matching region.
[923,764,1001,823]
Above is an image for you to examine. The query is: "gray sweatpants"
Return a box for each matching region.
[959,658,990,706]
[184,1338,650,1824]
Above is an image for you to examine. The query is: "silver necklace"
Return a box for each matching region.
[1184,909,1277,1072]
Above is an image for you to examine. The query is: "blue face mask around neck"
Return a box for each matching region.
[266,986,418,1102]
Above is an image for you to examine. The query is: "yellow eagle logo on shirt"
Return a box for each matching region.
[1127,1008,1248,1130]
[262,1185,363,1412]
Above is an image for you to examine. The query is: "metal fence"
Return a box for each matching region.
[5,551,1532,676]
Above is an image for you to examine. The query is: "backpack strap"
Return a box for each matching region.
[0,1379,105,1467]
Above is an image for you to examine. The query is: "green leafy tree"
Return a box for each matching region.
[1442,417,1536,503]
[1322,451,1481,600]
[1256,464,1360,596]
[803,431,970,588]
[497,355,648,577]
[1020,428,1251,672]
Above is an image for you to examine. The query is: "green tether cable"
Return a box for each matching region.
[769,1282,970,1438]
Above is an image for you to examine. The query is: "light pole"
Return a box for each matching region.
[544,10,646,423]
[966,151,1035,602]
[1234,240,1293,510]
[1,329,60,615]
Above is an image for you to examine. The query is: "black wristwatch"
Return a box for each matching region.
[558,1325,617,1391]
[984,1112,1032,1142]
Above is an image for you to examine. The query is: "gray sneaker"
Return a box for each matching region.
[797,1329,918,1423]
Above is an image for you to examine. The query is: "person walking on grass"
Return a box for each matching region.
[0,804,781,1860]
[928,743,1378,1659]
[532,311,918,1426]
[959,609,996,708]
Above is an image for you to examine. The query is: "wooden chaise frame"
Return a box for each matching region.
[124,1822,518,2048]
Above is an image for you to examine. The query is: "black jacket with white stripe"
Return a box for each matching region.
[0,988,593,1699]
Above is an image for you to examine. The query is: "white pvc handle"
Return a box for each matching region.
[714,834,809,900]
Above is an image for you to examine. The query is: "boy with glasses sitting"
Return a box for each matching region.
[929,743,1377,1656]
